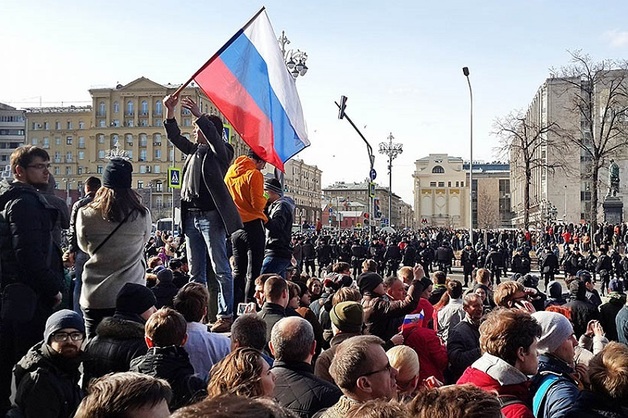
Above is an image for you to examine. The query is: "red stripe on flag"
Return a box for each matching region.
[194,58,282,169]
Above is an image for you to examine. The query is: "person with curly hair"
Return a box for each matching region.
[207,347,275,399]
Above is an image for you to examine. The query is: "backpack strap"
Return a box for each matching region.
[498,394,524,409]
[532,373,561,417]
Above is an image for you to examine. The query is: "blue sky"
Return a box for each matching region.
[3,0,628,204]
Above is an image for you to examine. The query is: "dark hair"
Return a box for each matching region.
[264,276,287,302]
[173,283,209,323]
[231,314,267,351]
[169,258,183,270]
[446,280,463,299]
[75,372,172,418]
[333,262,351,274]
[85,176,102,192]
[10,145,49,174]
[89,187,148,223]
[145,307,187,347]
[433,271,447,285]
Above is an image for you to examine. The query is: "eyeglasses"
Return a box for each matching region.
[362,362,393,377]
[51,332,84,343]
[26,163,51,170]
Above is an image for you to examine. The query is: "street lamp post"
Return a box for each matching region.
[463,67,473,245]
[278,30,308,80]
[378,133,403,228]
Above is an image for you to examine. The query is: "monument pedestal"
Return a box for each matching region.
[603,196,623,224]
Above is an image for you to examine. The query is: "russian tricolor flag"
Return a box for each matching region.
[190,8,309,171]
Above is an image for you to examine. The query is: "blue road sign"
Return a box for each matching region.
[370,168,377,181]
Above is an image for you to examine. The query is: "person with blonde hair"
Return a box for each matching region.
[207,347,275,399]
[386,345,420,400]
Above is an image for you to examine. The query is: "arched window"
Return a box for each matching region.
[126,100,134,114]
[99,102,106,115]
[155,100,162,115]
[113,101,119,113]
[141,100,148,114]
[432,165,445,174]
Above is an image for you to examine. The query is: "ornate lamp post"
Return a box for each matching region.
[278,31,308,79]
[378,133,403,227]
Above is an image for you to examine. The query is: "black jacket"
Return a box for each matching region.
[259,302,287,345]
[565,390,628,418]
[13,342,83,418]
[272,361,342,418]
[130,345,205,410]
[152,281,179,308]
[82,314,148,387]
[565,283,598,338]
[0,180,63,300]
[446,317,481,383]
[264,196,295,260]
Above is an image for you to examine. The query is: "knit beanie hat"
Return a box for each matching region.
[532,311,574,354]
[116,283,157,315]
[157,268,174,283]
[330,301,363,333]
[609,278,624,293]
[357,272,383,294]
[44,309,85,344]
[264,178,283,195]
[103,158,132,189]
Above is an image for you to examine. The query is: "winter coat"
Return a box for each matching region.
[264,196,295,260]
[224,155,267,223]
[0,179,63,300]
[565,283,599,338]
[403,323,447,384]
[457,353,534,418]
[615,306,628,345]
[130,345,205,410]
[599,294,625,342]
[447,317,481,383]
[272,361,342,418]
[77,205,152,309]
[13,342,83,418]
[314,332,360,384]
[151,281,179,308]
[313,396,360,418]
[362,278,423,341]
[165,116,243,235]
[259,302,287,345]
[82,314,148,387]
[564,390,628,418]
[531,354,580,418]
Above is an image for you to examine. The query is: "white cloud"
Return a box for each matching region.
[603,29,628,47]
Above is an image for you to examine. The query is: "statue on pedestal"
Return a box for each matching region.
[607,159,620,198]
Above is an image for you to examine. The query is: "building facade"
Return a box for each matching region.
[464,162,513,229]
[0,103,26,179]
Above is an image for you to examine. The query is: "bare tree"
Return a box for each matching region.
[476,183,500,229]
[551,51,628,234]
[493,111,559,231]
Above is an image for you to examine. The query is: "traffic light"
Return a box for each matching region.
[363,212,370,225]
[338,95,348,120]
[369,182,376,197]
[373,198,381,219]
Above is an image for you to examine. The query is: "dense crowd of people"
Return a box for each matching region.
[3,95,628,417]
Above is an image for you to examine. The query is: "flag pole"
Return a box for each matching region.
[173,7,266,97]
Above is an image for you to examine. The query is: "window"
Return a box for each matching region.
[460,181,464,187]
[140,150,147,161]
[432,165,445,174]
[78,151,85,160]
[78,121,85,129]
[77,167,83,175]
[141,101,148,115]
[138,181,144,189]
[438,182,445,187]
[67,121,72,130]
[154,165,160,174]
[155,149,161,159]
[113,101,119,113]
[154,100,162,115]
[65,166,72,175]
[99,120,106,128]
[112,120,120,127]
[98,134,105,144]
[55,121,61,130]
[31,138,39,145]
[455,181,459,187]
[126,150,133,159]
[66,152,72,162]
[429,181,437,187]
[126,134,133,144]
[43,137,49,148]
[139,134,147,147]
[183,118,191,127]
[97,166,103,174]
[154,119,162,127]
[66,136,72,145]
[154,133,161,143]
[448,181,451,187]
[126,100,134,115]
[78,137,85,148]
[98,150,105,159]
[44,122,49,130]
[139,119,148,127]
[126,120,134,127]
[55,137,61,145]
[54,166,60,175]
[169,149,174,162]
[156,181,163,192]
[98,102,106,116]
[139,165,147,174]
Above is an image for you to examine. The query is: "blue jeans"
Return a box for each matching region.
[73,251,89,319]
[184,210,233,317]
[261,256,293,279]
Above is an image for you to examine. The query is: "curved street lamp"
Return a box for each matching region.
[378,133,403,227]
[463,67,473,245]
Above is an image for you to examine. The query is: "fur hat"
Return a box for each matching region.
[357,272,383,294]
[330,301,363,333]
[103,158,132,189]
[532,311,574,354]
[116,283,156,315]
[44,309,85,344]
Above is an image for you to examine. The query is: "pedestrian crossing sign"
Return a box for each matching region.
[168,167,181,189]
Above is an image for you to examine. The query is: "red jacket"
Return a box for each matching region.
[457,355,534,418]
[402,323,447,384]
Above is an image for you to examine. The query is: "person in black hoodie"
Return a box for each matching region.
[564,279,599,338]
[130,307,205,411]
[598,278,626,341]
[12,309,85,418]
[82,283,157,389]
[152,268,179,308]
